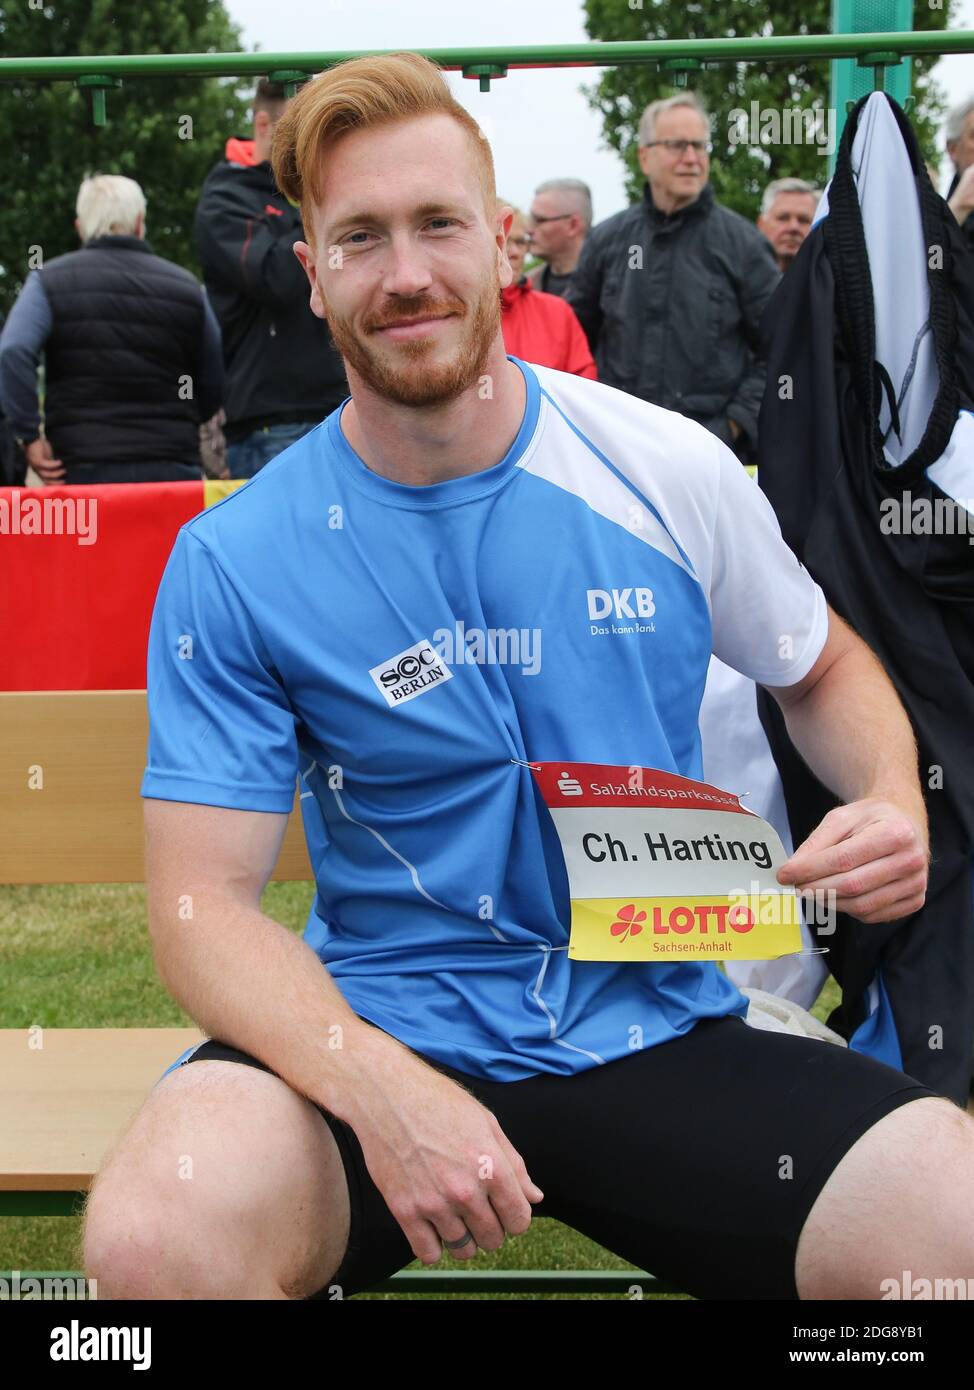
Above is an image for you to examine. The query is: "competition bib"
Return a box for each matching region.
[530,761,802,962]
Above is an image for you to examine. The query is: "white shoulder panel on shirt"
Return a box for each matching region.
[524,363,723,599]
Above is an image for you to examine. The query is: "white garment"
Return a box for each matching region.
[698,655,829,1010]
[741,987,846,1045]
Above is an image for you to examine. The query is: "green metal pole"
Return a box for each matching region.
[830,2,914,170]
[0,33,972,85]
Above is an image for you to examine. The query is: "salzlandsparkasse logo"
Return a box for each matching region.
[369,638,454,708]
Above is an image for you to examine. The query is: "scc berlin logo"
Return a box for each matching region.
[380,646,437,687]
[369,637,452,708]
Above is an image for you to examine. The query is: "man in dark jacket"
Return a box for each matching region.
[0,175,223,485]
[525,178,592,299]
[565,94,780,460]
[195,79,349,478]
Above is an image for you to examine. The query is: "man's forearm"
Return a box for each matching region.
[150,895,430,1126]
[774,639,927,833]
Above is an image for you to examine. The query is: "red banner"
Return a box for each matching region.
[0,482,218,690]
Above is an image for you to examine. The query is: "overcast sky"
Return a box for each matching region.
[227,0,974,217]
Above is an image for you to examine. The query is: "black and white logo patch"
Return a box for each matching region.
[369,638,454,708]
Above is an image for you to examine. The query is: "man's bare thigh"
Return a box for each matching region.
[83,1059,350,1299]
[795,1095,974,1300]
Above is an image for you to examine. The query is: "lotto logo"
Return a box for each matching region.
[586,587,656,621]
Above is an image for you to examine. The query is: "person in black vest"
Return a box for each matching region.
[0,174,223,485]
[194,79,349,479]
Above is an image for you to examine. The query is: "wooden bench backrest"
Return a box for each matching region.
[0,691,312,884]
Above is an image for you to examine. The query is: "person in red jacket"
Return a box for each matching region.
[498,200,596,379]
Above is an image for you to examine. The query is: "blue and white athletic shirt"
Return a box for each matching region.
[141,356,829,1081]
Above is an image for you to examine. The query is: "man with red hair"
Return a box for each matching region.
[83,52,973,1304]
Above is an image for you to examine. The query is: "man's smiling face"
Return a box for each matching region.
[294,113,514,408]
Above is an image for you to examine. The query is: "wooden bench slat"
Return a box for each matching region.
[0,691,312,884]
[0,1028,204,1189]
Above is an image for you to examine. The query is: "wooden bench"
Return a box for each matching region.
[0,690,667,1296]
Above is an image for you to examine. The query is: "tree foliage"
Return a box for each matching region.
[581,0,957,217]
[0,0,253,317]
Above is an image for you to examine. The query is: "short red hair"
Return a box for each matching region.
[272,51,497,242]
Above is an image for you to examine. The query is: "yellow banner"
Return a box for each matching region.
[568,894,802,962]
[203,479,247,508]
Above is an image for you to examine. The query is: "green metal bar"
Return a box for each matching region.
[75,74,122,127]
[265,68,312,100]
[860,50,902,94]
[830,2,912,163]
[3,1198,681,1292]
[659,57,704,89]
[462,63,508,93]
[375,1269,676,1294]
[0,1191,87,1216]
[0,1269,677,1296]
[0,33,972,83]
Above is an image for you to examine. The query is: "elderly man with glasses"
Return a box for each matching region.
[565,94,780,462]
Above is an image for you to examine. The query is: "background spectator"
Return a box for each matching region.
[0,309,22,485]
[198,406,229,480]
[0,174,222,485]
[194,79,348,479]
[757,178,819,272]
[946,96,974,243]
[526,178,592,298]
[565,93,780,462]
[499,200,596,378]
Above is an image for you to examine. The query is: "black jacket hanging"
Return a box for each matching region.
[756,93,974,1105]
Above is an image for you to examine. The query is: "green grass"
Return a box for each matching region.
[0,882,841,1299]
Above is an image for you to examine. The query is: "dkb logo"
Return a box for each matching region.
[586,587,656,620]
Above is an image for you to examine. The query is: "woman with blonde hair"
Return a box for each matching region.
[497,198,596,378]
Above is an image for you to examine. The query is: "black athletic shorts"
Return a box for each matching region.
[177,1016,935,1300]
